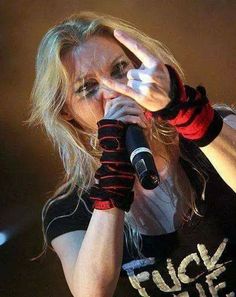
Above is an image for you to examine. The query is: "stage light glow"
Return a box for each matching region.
[0,232,8,246]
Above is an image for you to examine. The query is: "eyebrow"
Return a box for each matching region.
[74,54,125,85]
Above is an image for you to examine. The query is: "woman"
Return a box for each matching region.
[28,11,236,297]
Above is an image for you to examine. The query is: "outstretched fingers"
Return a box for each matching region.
[114,30,157,69]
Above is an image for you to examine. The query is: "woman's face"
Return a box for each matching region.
[62,35,136,132]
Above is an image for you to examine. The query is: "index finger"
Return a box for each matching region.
[101,78,143,104]
[114,29,157,69]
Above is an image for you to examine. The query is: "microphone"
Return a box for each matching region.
[125,124,160,190]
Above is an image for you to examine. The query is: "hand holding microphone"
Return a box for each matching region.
[103,96,160,190]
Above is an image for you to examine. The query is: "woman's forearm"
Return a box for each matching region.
[72,207,125,297]
[200,121,236,192]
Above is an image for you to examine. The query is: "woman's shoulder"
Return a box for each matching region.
[42,187,93,246]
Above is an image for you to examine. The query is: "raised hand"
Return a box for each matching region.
[101,29,172,112]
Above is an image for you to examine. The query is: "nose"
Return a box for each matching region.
[99,83,120,114]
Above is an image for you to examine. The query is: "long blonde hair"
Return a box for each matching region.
[27,11,202,260]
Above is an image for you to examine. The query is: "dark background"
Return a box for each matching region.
[0,1,236,296]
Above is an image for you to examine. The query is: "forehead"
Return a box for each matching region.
[63,35,125,80]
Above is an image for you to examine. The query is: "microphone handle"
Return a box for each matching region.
[125,124,160,190]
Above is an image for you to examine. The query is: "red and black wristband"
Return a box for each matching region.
[154,64,223,147]
[90,185,134,212]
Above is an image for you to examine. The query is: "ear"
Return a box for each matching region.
[60,105,74,121]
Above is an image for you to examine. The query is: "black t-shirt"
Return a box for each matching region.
[44,157,236,297]
[43,108,236,296]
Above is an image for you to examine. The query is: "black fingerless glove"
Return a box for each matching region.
[154,64,223,147]
[89,119,135,212]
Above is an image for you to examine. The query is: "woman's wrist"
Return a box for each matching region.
[90,119,135,212]
[90,185,134,212]
[154,65,223,147]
